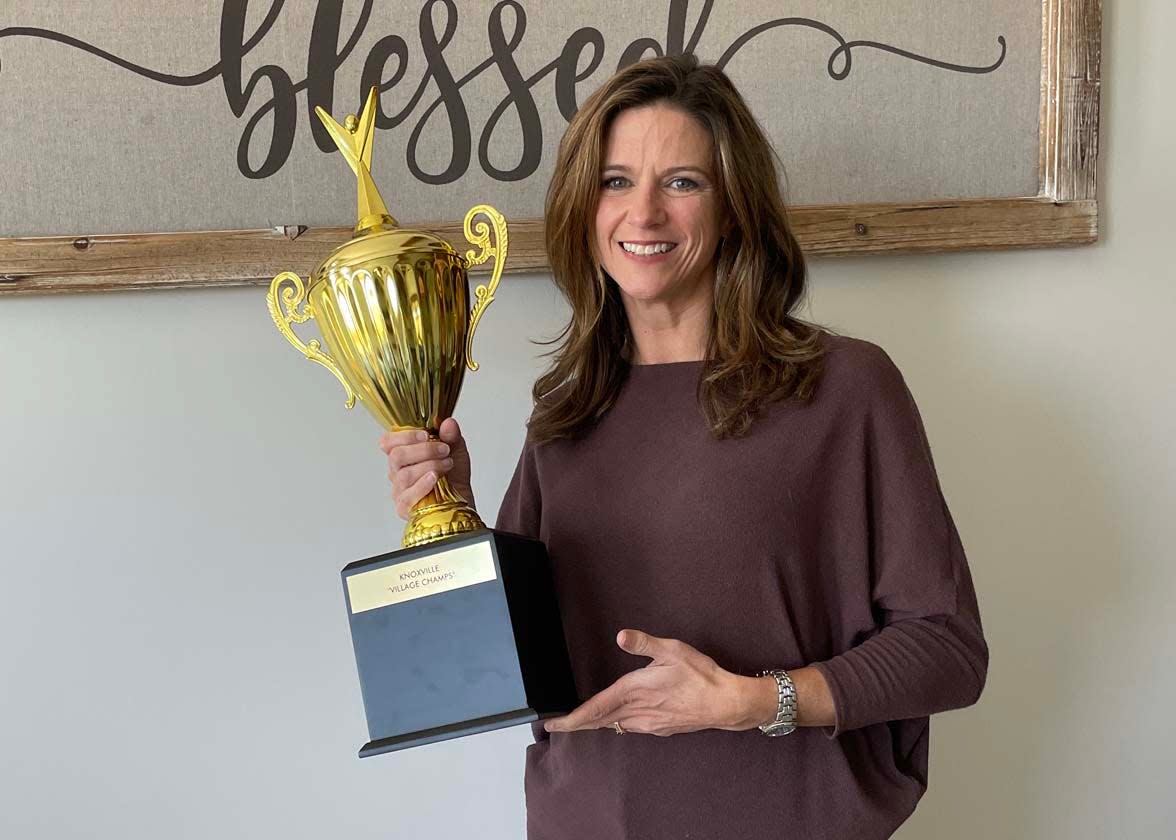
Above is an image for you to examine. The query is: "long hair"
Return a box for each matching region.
[531,54,825,443]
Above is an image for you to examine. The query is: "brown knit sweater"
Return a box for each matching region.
[495,333,988,840]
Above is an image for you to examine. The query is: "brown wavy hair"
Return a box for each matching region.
[531,54,825,444]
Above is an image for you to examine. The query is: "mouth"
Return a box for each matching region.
[618,240,678,257]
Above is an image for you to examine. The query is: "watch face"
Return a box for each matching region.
[761,722,797,737]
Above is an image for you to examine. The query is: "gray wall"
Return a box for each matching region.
[2,2,1173,837]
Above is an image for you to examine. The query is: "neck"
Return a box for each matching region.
[622,282,712,365]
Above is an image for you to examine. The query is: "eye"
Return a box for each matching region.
[668,176,699,191]
[601,176,630,190]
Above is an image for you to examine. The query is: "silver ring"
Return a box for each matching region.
[612,720,626,735]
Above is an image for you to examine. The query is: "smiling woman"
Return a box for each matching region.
[537,56,825,442]
[593,105,726,364]
[380,54,988,840]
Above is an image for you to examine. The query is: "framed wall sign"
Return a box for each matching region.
[0,0,1101,296]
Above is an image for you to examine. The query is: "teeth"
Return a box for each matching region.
[621,242,674,256]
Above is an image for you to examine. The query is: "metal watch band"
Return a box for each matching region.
[758,669,798,736]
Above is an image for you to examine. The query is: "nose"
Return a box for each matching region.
[627,181,666,227]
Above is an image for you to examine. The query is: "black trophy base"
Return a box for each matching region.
[341,529,578,757]
[358,707,539,757]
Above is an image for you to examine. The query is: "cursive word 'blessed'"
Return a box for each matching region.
[0,0,1007,183]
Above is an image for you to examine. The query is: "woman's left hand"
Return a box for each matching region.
[543,629,768,736]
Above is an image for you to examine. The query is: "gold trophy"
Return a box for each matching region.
[268,88,505,548]
[266,88,576,757]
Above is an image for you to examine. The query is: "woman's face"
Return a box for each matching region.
[594,103,726,311]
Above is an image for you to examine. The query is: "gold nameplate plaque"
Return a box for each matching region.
[345,541,498,615]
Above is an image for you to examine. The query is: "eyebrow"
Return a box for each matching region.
[601,164,710,177]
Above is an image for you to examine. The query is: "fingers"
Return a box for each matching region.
[545,676,637,733]
[378,428,427,454]
[386,439,452,471]
[438,417,465,447]
[379,421,464,461]
[544,632,683,733]
[543,634,722,738]
[390,453,454,518]
[617,629,680,662]
[395,469,440,520]
[378,428,457,520]
[378,420,475,522]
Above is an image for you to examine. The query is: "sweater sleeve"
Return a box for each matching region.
[812,347,988,737]
[494,434,543,541]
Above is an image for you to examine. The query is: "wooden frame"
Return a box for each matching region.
[0,0,1101,297]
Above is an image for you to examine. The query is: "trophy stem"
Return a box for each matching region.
[403,475,486,549]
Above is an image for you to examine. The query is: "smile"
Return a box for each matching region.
[620,241,677,256]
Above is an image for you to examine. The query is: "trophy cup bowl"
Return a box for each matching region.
[264,88,577,757]
[268,208,506,548]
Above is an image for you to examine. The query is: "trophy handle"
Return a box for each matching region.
[266,271,358,409]
[462,204,509,372]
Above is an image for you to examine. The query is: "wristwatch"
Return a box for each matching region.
[758,669,798,736]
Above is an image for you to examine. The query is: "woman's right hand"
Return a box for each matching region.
[378,417,475,522]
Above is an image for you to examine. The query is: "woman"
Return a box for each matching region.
[380,55,987,840]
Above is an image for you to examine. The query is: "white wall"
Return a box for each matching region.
[2,2,1172,837]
